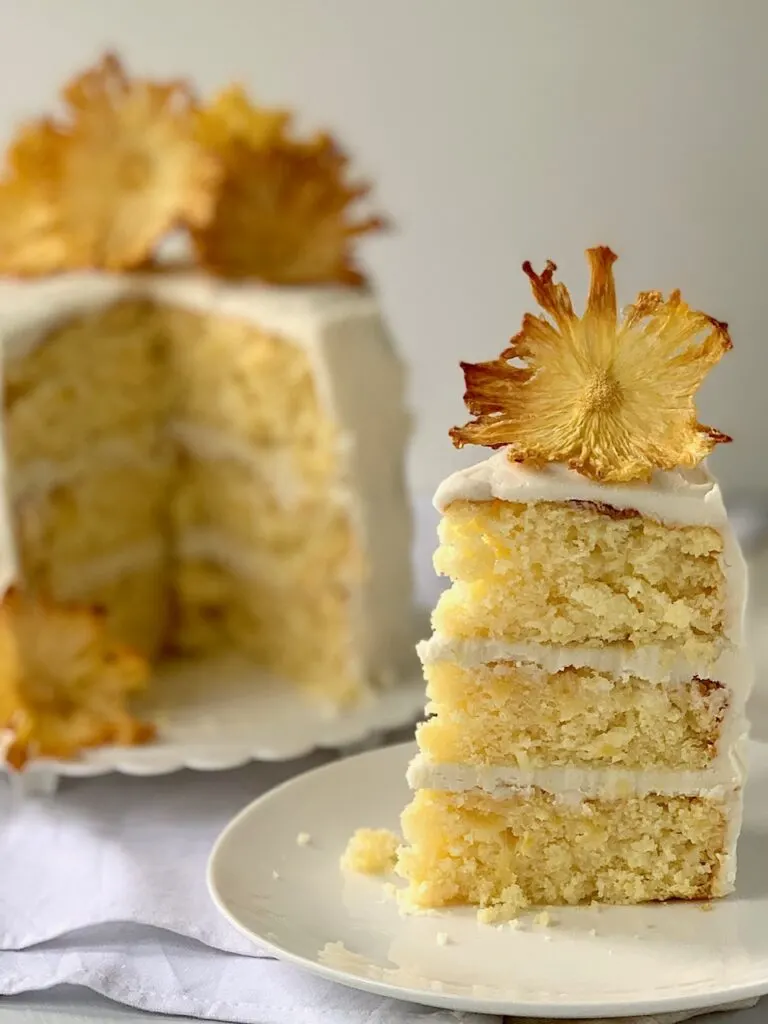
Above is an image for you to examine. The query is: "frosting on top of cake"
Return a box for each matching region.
[0,271,377,366]
[435,447,730,529]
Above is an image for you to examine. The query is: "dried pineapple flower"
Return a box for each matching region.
[193,85,385,284]
[0,52,220,273]
[196,84,291,154]
[0,178,68,276]
[450,247,732,483]
[0,588,153,769]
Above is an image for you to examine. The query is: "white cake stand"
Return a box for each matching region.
[3,653,425,796]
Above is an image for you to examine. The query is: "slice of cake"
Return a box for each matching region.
[396,247,750,918]
[0,55,414,767]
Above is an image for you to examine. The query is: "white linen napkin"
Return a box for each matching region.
[0,752,501,1023]
[0,755,760,1024]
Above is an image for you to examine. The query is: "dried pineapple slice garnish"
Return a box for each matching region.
[451,247,732,483]
[0,588,153,769]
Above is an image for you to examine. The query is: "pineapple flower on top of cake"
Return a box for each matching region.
[450,246,732,483]
[0,587,153,770]
[0,52,220,274]
[192,86,386,285]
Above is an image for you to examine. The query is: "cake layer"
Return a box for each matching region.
[397,787,736,911]
[418,660,733,771]
[433,498,725,658]
[49,559,169,658]
[407,750,745,799]
[171,455,355,561]
[14,460,171,581]
[4,300,169,464]
[166,306,341,452]
[170,557,361,702]
[434,451,747,646]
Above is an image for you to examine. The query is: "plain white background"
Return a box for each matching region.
[0,0,766,500]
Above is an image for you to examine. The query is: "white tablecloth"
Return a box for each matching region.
[2,751,509,1023]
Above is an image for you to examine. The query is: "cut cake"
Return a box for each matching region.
[0,55,414,767]
[395,247,750,917]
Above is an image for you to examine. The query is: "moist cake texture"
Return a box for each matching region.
[392,247,750,919]
[397,454,749,917]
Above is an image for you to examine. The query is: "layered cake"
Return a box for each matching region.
[0,55,413,768]
[395,247,749,917]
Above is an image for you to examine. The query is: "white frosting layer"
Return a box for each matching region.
[434,449,749,647]
[418,634,754,696]
[0,271,415,682]
[436,450,729,525]
[9,430,171,500]
[53,539,164,597]
[407,748,746,800]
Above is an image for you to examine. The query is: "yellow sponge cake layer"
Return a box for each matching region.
[171,558,358,702]
[5,301,169,464]
[165,306,339,458]
[418,660,729,771]
[397,787,731,912]
[15,460,171,582]
[433,499,725,656]
[52,562,170,658]
[171,451,354,559]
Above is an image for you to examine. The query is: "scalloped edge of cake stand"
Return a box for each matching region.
[2,654,426,794]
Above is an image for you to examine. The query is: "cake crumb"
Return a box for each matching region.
[296,831,311,847]
[533,910,552,928]
[508,918,520,930]
[380,881,397,902]
[271,870,280,880]
[543,934,552,942]
[341,828,400,874]
[588,928,597,937]
[477,882,528,924]
[436,931,450,946]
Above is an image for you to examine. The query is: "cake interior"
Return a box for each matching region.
[398,787,731,914]
[418,660,730,771]
[433,499,726,660]
[5,297,364,702]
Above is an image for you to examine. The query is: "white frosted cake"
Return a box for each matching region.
[392,247,751,918]
[0,54,414,767]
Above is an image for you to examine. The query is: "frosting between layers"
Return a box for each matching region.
[176,528,361,586]
[406,749,746,800]
[434,449,749,646]
[53,539,165,596]
[9,430,171,500]
[418,634,753,696]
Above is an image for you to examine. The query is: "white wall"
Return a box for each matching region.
[0,0,766,500]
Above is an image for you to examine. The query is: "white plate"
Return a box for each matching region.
[11,655,424,780]
[208,740,768,1018]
